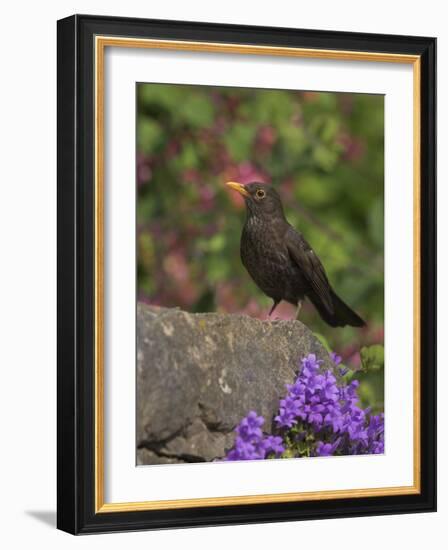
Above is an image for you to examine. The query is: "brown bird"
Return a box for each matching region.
[226,181,365,328]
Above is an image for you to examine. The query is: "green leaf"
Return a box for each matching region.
[280,125,307,156]
[281,448,296,459]
[314,332,331,352]
[180,95,215,128]
[224,124,256,162]
[312,145,338,171]
[368,198,384,247]
[179,142,199,169]
[137,119,162,154]
[207,234,226,253]
[321,116,340,143]
[360,345,384,372]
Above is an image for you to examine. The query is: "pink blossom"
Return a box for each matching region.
[338,132,366,162]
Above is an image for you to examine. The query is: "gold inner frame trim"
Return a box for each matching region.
[94,35,421,513]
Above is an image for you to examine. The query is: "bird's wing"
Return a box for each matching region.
[285,226,334,314]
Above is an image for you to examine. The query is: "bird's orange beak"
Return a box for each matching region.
[226,181,250,197]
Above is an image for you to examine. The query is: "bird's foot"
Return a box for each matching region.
[268,300,280,318]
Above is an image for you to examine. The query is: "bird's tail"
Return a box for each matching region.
[308,289,366,328]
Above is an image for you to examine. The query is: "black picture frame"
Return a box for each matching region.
[57,14,436,534]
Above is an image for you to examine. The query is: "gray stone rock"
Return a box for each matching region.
[137,448,185,465]
[136,303,333,464]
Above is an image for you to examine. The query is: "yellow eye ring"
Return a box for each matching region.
[256,189,266,199]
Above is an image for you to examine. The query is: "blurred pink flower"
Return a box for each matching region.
[161,250,200,306]
[198,185,215,212]
[183,168,201,184]
[347,351,361,368]
[280,178,295,201]
[339,94,354,115]
[225,95,241,115]
[236,161,269,185]
[165,139,181,160]
[241,299,265,319]
[138,292,152,305]
[159,230,179,249]
[212,145,232,174]
[163,251,189,282]
[255,125,277,154]
[215,282,241,313]
[213,116,227,135]
[302,91,318,102]
[371,325,384,344]
[137,153,152,187]
[338,132,366,162]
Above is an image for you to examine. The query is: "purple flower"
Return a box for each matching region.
[275,395,302,427]
[367,414,384,439]
[286,380,306,398]
[281,396,302,415]
[275,409,298,428]
[371,439,385,454]
[226,437,258,461]
[316,438,341,457]
[300,353,322,379]
[341,380,360,408]
[263,435,285,457]
[321,371,339,402]
[324,405,344,432]
[226,352,384,461]
[225,411,267,461]
[252,438,270,459]
[308,403,325,428]
[235,437,256,456]
[330,352,342,365]
[344,406,368,444]
[307,373,325,392]
[236,411,264,439]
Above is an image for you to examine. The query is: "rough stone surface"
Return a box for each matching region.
[137,303,333,464]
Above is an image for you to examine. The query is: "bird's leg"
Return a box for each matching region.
[268,300,279,318]
[295,300,303,320]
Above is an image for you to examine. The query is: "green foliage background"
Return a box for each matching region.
[137,83,384,367]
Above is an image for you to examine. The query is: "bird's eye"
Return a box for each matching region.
[255,189,266,199]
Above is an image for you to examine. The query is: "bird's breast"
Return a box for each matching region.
[240,217,297,298]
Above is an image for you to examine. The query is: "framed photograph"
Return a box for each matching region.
[57,14,436,534]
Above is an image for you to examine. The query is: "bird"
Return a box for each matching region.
[226,181,365,328]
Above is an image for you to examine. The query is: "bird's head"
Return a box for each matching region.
[226,181,286,220]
